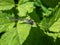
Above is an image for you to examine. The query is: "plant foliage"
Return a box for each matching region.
[0,0,60,45]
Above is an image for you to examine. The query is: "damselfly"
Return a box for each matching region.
[8,17,34,25]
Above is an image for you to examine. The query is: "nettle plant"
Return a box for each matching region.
[0,0,60,45]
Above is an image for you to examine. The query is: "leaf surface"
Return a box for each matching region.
[1,28,20,45]
[49,18,60,32]
[18,2,34,17]
[0,11,15,32]
[17,21,31,44]
[0,0,14,10]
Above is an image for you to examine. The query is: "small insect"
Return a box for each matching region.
[7,17,34,25]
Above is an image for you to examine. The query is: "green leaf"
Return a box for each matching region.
[39,17,49,30]
[39,5,60,31]
[49,6,60,27]
[57,33,60,38]
[19,0,29,4]
[17,21,31,44]
[49,18,60,32]
[0,11,14,25]
[0,21,31,45]
[18,2,34,17]
[0,11,15,32]
[45,32,58,41]
[0,0,14,10]
[0,23,15,33]
[42,6,53,17]
[41,0,60,7]
[1,28,20,45]
[34,0,53,17]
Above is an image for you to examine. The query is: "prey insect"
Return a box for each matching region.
[8,17,34,25]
